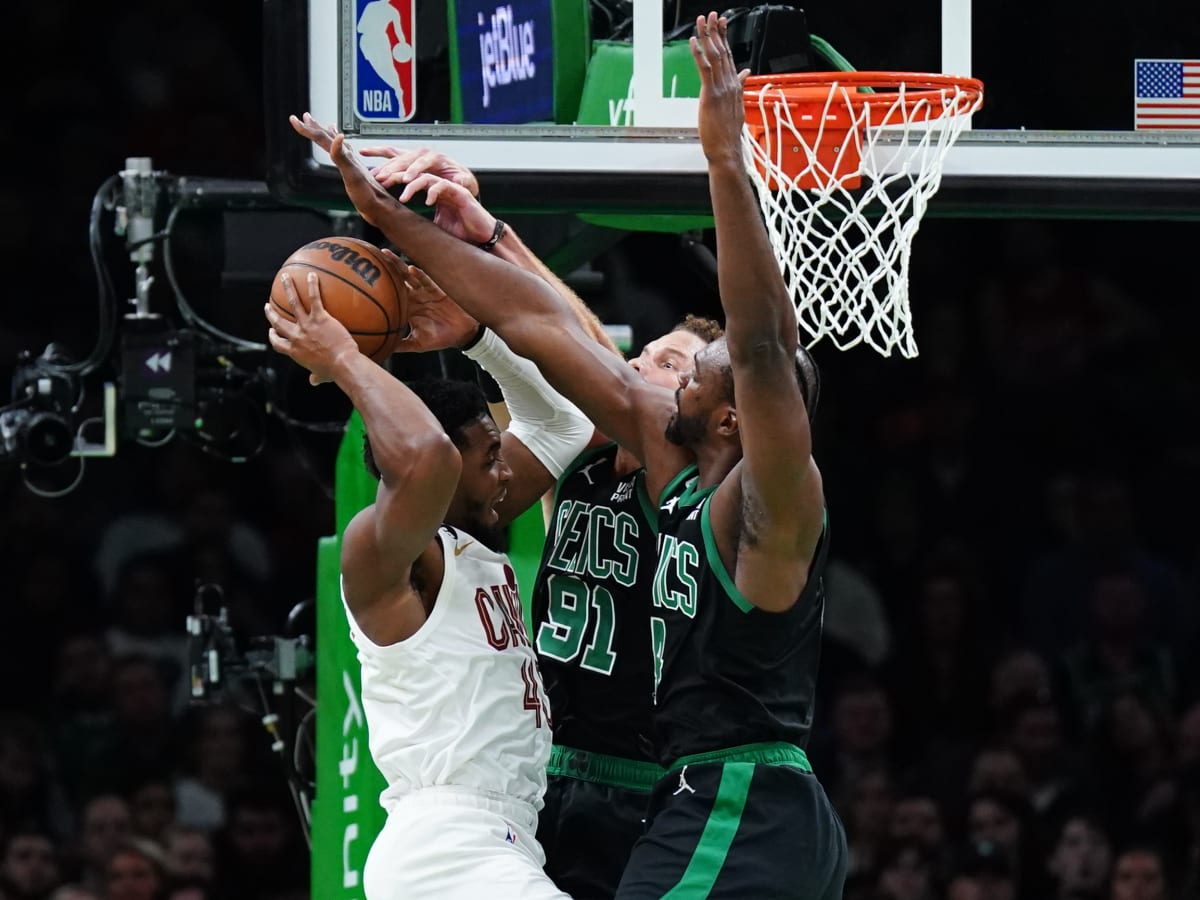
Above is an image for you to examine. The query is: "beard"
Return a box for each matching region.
[665,392,706,447]
[462,507,509,553]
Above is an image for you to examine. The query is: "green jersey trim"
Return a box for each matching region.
[659,464,698,506]
[547,744,666,791]
[700,497,754,613]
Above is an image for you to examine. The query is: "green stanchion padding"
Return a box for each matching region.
[312,413,386,900]
[312,412,550,897]
[573,40,714,233]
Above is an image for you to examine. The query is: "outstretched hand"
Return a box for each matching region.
[360,146,481,198]
[384,254,480,353]
[289,114,397,227]
[397,173,496,245]
[265,271,360,386]
[690,12,750,165]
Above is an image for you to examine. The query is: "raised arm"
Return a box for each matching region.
[294,123,689,495]
[694,13,824,607]
[266,270,460,644]
[395,171,622,358]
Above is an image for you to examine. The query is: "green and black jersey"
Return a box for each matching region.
[650,464,829,765]
[532,443,660,762]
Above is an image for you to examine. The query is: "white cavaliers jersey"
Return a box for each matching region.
[342,526,552,811]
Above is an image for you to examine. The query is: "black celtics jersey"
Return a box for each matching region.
[532,443,660,761]
[650,465,830,764]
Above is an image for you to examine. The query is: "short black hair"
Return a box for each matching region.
[715,340,821,421]
[362,378,491,480]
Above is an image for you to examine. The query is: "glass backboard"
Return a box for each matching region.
[264,0,1200,218]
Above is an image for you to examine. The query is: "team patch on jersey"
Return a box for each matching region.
[610,480,635,503]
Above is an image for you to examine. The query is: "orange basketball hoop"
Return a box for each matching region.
[740,71,984,357]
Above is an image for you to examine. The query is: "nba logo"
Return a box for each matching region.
[354,0,416,122]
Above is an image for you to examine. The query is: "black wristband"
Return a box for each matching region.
[476,219,506,251]
[459,323,487,351]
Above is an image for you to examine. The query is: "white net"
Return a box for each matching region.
[741,76,983,358]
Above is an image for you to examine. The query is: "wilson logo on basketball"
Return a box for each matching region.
[303,240,383,288]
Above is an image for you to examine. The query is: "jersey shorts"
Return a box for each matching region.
[364,786,570,900]
[614,744,848,900]
[537,745,666,899]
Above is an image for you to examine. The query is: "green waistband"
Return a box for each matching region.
[547,744,667,791]
[669,742,812,773]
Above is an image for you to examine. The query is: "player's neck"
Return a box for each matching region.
[694,441,742,489]
[614,446,641,477]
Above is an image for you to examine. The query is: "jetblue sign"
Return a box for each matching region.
[456,0,554,123]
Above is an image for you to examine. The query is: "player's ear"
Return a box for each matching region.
[716,406,738,438]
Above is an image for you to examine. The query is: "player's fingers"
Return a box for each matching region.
[424,180,450,206]
[402,150,441,180]
[359,146,400,159]
[309,372,325,386]
[264,301,288,332]
[408,265,441,294]
[267,327,291,353]
[397,172,439,204]
[378,247,408,281]
[304,271,324,313]
[690,17,711,71]
[278,273,305,319]
[738,68,750,86]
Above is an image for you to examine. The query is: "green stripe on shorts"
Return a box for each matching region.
[661,762,755,898]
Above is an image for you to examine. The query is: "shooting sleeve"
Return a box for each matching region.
[462,327,592,477]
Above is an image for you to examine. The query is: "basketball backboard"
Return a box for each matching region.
[265,0,1200,218]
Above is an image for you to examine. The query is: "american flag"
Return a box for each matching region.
[1135,59,1200,130]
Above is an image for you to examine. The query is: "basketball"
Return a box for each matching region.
[270,236,407,363]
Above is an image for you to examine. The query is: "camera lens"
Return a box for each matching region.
[22,411,73,467]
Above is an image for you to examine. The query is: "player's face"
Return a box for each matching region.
[629,329,708,390]
[448,415,511,547]
[665,341,729,448]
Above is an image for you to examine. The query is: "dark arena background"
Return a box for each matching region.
[3,1,1200,899]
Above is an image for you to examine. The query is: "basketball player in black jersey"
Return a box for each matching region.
[294,12,847,895]
[532,315,720,899]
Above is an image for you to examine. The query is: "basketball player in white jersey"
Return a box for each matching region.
[265,266,589,899]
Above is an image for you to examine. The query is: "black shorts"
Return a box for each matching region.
[614,743,848,900]
[538,745,666,900]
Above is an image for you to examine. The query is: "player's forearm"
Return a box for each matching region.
[707,160,797,358]
[370,201,579,353]
[330,350,454,480]
[493,228,622,357]
[463,328,593,475]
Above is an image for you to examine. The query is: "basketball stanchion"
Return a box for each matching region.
[741,71,984,358]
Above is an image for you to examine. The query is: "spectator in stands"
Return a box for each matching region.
[102,839,167,900]
[843,768,895,885]
[126,778,176,846]
[1045,810,1112,900]
[74,795,131,896]
[871,837,941,900]
[1109,844,1170,900]
[0,826,62,900]
[173,706,251,833]
[160,826,213,891]
[810,673,899,813]
[1059,568,1178,736]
